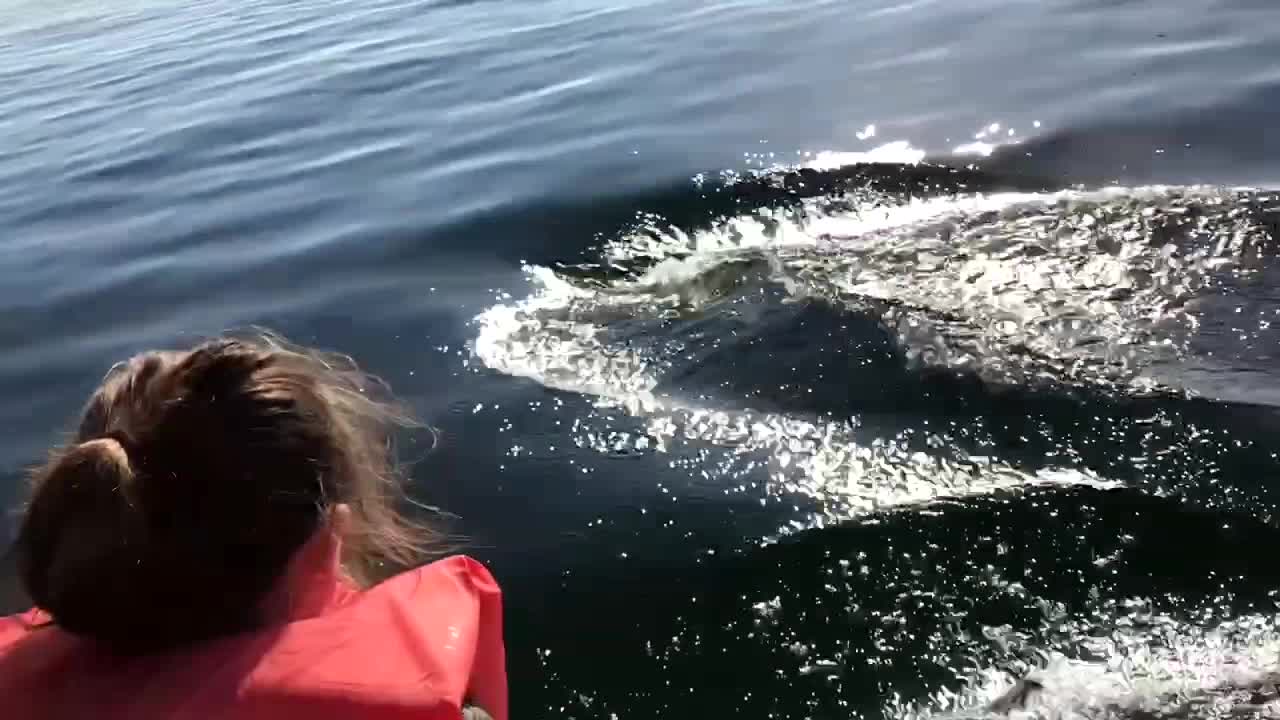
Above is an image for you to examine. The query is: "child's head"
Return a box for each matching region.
[13,332,437,652]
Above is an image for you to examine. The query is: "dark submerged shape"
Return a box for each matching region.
[13,332,438,653]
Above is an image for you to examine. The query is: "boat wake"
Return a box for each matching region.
[895,599,1280,720]
[474,168,1280,528]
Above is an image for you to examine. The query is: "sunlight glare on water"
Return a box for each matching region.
[476,182,1280,528]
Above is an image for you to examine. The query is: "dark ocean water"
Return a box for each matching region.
[6,0,1280,717]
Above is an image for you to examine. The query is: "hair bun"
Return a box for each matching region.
[38,438,135,506]
[15,438,142,643]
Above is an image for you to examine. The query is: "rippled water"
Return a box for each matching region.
[478,184,1280,523]
[475,169,1280,717]
[5,0,1280,717]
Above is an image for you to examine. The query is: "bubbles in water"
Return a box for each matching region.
[475,184,1280,531]
[891,600,1280,720]
[477,167,1280,720]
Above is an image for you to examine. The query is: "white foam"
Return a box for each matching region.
[953,140,996,157]
[807,141,927,169]
[473,183,1274,525]
[893,608,1280,720]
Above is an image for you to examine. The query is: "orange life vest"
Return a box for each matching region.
[0,555,507,720]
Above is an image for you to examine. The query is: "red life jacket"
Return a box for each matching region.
[0,555,508,720]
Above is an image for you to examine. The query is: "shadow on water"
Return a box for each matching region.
[0,475,26,614]
[979,82,1280,187]
[0,550,23,616]
[608,278,1280,518]
[422,161,1061,276]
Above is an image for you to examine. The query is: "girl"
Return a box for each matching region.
[0,333,506,719]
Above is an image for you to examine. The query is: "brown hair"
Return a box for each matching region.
[13,331,439,653]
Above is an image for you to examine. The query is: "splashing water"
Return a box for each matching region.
[475,181,1279,526]
[892,598,1280,720]
[474,173,1280,717]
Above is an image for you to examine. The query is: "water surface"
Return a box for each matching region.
[4,0,1280,717]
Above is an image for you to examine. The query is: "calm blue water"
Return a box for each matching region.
[6,0,1280,717]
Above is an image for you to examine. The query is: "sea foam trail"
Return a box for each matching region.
[469,183,1280,524]
[602,185,1277,391]
[474,177,1280,713]
[891,601,1280,720]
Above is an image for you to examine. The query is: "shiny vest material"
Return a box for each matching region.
[0,556,507,720]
